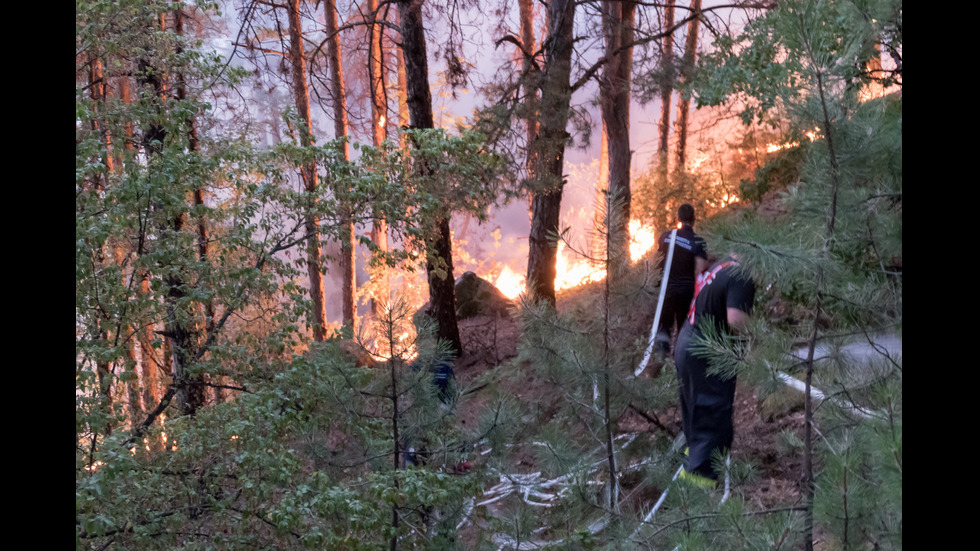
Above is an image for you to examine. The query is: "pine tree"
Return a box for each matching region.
[397,0,464,355]
[486,193,681,547]
[525,0,576,307]
[692,0,902,548]
[599,0,637,284]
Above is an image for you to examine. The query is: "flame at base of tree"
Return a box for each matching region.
[492,219,660,301]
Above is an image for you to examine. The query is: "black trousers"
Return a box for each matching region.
[674,325,736,480]
[656,287,695,352]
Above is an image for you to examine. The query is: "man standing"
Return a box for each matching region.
[654,204,708,361]
[674,254,755,486]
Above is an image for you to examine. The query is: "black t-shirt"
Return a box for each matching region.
[686,257,755,336]
[656,224,707,292]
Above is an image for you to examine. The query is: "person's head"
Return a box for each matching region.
[678,204,695,226]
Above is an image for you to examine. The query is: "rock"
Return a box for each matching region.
[453,271,514,319]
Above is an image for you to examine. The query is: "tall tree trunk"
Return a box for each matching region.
[323,0,357,329]
[368,0,390,315]
[111,73,145,423]
[89,53,114,433]
[518,0,537,168]
[395,13,410,145]
[287,0,329,342]
[120,61,163,423]
[140,271,162,414]
[673,0,701,171]
[398,0,462,355]
[518,0,540,256]
[657,0,676,179]
[525,0,576,306]
[599,0,636,281]
[175,6,222,404]
[138,11,205,417]
[592,124,609,265]
[802,68,842,551]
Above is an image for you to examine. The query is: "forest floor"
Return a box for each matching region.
[451,291,807,509]
[444,193,815,544]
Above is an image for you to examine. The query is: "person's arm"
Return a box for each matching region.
[726,271,755,333]
[727,307,751,333]
[694,235,708,275]
[654,233,667,282]
[695,256,709,275]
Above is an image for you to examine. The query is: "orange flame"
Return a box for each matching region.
[491,219,661,299]
[494,264,526,300]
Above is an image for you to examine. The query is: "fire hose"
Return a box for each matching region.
[635,229,677,377]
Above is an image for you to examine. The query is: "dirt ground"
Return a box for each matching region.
[449,285,808,521]
[433,189,836,550]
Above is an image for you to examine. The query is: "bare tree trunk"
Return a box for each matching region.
[598,0,635,499]
[89,53,114,433]
[139,271,162,414]
[657,0,676,179]
[287,0,329,341]
[117,59,164,423]
[525,0,576,306]
[321,0,357,329]
[591,125,609,265]
[518,0,537,164]
[518,0,541,257]
[174,7,222,404]
[395,13,410,145]
[398,0,462,355]
[599,0,636,281]
[368,0,390,315]
[802,68,843,551]
[137,11,206,417]
[673,0,701,171]
[107,71,146,423]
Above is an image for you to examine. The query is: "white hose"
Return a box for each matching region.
[635,229,677,377]
[777,371,883,420]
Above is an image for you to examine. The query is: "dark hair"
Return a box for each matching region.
[678,203,695,224]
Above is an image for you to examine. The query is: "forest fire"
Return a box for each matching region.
[357,309,421,364]
[494,265,525,301]
[492,219,660,300]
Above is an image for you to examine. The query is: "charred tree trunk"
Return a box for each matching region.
[673,0,700,171]
[599,0,636,280]
[287,0,329,341]
[398,0,462,355]
[525,0,575,306]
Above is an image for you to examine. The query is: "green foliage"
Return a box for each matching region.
[346,128,510,277]
[77,0,901,548]
[690,0,902,548]
[739,142,809,203]
[77,1,506,547]
[489,200,682,546]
